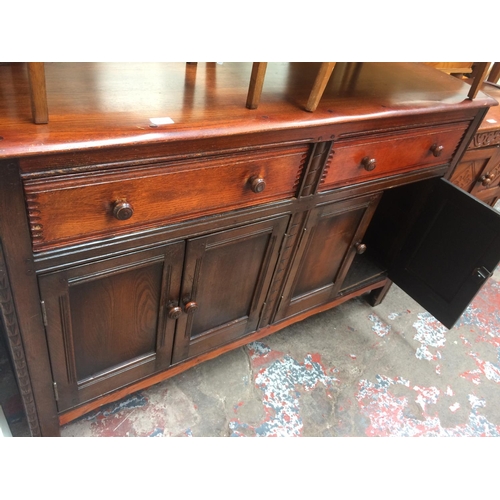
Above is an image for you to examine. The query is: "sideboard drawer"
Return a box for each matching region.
[24,145,308,251]
[319,123,468,191]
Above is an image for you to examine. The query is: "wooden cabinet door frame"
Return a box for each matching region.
[171,215,289,364]
[274,192,382,322]
[39,241,185,412]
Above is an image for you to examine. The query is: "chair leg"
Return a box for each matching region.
[487,62,500,83]
[305,62,336,112]
[246,62,267,109]
[27,62,48,124]
[467,62,490,100]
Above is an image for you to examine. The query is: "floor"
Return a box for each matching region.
[3,263,500,438]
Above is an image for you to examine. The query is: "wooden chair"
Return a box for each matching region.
[27,62,48,124]
[246,62,337,112]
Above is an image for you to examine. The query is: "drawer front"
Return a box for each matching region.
[24,145,308,251]
[319,123,468,191]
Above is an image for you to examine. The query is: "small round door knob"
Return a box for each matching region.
[430,144,444,157]
[249,176,266,193]
[361,157,377,171]
[355,242,367,254]
[112,200,134,220]
[480,173,493,186]
[184,301,198,314]
[167,306,182,320]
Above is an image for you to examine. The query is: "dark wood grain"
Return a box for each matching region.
[0,63,498,435]
[24,145,308,251]
[0,62,494,161]
[27,63,48,124]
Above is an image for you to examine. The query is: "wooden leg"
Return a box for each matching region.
[467,62,490,100]
[246,62,267,109]
[305,62,336,112]
[27,62,48,124]
[367,280,393,307]
[487,62,500,83]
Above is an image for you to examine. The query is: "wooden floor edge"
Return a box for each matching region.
[58,278,387,426]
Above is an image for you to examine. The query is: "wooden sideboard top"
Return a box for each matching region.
[0,62,497,161]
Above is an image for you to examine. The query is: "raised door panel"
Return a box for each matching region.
[171,215,289,364]
[388,178,500,328]
[275,193,381,322]
[39,241,185,412]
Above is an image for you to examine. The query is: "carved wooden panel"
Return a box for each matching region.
[470,130,500,149]
[0,242,41,436]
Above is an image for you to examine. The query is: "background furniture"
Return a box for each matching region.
[0,62,498,436]
[450,82,500,206]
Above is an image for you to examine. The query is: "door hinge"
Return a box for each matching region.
[53,382,59,402]
[40,300,48,327]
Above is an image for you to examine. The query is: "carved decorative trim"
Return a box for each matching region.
[320,148,335,186]
[471,131,500,149]
[293,151,310,194]
[301,141,334,197]
[453,163,477,190]
[0,242,41,436]
[25,193,44,245]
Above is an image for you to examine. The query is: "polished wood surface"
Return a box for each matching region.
[23,144,307,251]
[27,62,48,124]
[450,82,500,206]
[0,62,494,160]
[1,62,499,436]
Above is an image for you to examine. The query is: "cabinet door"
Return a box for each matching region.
[275,193,381,322]
[470,147,500,205]
[39,242,185,412]
[388,178,500,328]
[171,215,288,364]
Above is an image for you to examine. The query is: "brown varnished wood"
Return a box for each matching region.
[0,63,498,435]
[320,122,469,191]
[305,62,336,112]
[24,145,308,251]
[0,161,59,436]
[39,241,185,411]
[58,276,388,426]
[27,63,48,124]
[449,83,500,206]
[275,192,381,322]
[487,63,500,84]
[246,62,267,109]
[0,62,494,162]
[171,215,289,364]
[468,63,491,100]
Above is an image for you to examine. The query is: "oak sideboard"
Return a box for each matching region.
[0,62,498,436]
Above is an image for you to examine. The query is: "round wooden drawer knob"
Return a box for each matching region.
[249,176,266,193]
[361,157,377,171]
[184,301,198,314]
[355,242,367,254]
[480,173,493,186]
[430,144,444,157]
[167,306,182,320]
[113,201,134,220]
